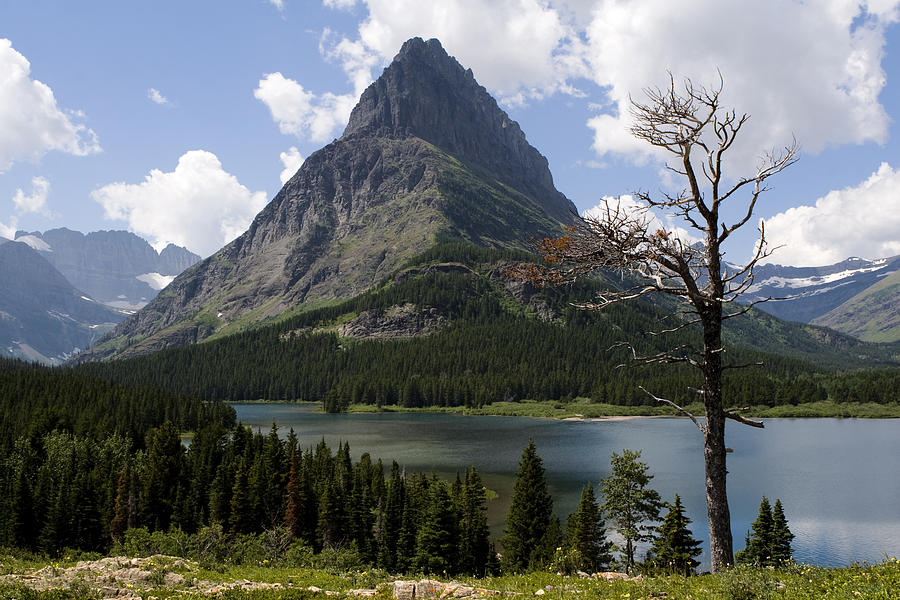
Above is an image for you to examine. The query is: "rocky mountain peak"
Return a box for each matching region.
[343,37,557,201]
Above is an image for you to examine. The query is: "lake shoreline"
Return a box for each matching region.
[227,398,900,419]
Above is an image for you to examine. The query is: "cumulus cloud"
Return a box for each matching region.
[0,39,100,172]
[269,0,285,10]
[0,218,16,240]
[583,194,701,245]
[92,150,268,257]
[324,0,358,9]
[147,88,170,105]
[12,176,51,214]
[279,146,305,184]
[254,72,357,143]
[349,0,583,102]
[762,163,900,266]
[583,0,898,171]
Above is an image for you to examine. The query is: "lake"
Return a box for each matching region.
[232,404,900,570]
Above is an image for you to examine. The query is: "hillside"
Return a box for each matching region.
[76,244,900,410]
[812,268,900,342]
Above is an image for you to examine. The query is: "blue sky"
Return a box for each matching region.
[1,0,898,266]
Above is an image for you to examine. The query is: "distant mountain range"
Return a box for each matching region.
[745,255,900,342]
[1,230,200,364]
[14,228,200,310]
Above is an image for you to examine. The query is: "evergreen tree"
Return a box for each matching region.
[600,449,662,574]
[501,440,554,572]
[565,484,613,572]
[377,462,404,571]
[459,466,492,576]
[284,448,307,540]
[770,499,794,565]
[646,494,702,576]
[142,421,184,532]
[413,480,459,573]
[738,496,774,566]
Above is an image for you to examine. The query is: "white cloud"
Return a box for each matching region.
[324,0,358,9]
[11,176,51,214]
[350,0,584,102]
[0,39,100,172]
[147,88,170,105]
[0,217,16,240]
[254,72,356,143]
[91,150,268,258]
[279,146,305,184]
[583,194,701,245]
[269,0,285,10]
[762,163,900,266]
[583,0,899,171]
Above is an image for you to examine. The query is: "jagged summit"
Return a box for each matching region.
[82,37,577,360]
[344,38,560,213]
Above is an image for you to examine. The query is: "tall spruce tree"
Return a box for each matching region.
[459,466,492,576]
[501,440,554,572]
[770,499,794,565]
[413,480,459,573]
[565,484,613,573]
[600,449,662,574]
[646,494,702,576]
[740,496,774,566]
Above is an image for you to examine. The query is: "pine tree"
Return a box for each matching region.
[565,484,613,573]
[459,466,492,576]
[737,496,775,566]
[377,462,405,571]
[600,449,662,574]
[414,481,459,573]
[646,494,702,576]
[770,499,794,565]
[501,440,554,572]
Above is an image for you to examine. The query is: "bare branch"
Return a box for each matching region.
[639,386,706,433]
[724,411,765,428]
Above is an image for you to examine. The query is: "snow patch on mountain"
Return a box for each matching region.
[136,272,175,290]
[16,234,51,252]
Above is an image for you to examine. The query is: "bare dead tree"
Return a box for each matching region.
[515,74,798,572]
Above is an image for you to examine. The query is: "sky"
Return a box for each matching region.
[1,1,899,266]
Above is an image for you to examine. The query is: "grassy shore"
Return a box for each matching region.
[342,399,900,419]
[0,550,897,600]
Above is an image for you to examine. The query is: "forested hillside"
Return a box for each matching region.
[75,244,900,411]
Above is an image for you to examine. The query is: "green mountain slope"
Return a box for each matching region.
[76,244,900,410]
[811,269,900,342]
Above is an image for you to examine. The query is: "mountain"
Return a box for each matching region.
[0,238,126,364]
[15,228,201,311]
[744,255,900,325]
[811,268,900,342]
[84,37,576,360]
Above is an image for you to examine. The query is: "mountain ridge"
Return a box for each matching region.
[82,37,577,361]
[15,228,201,310]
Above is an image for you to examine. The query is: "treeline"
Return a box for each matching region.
[73,266,896,411]
[0,357,235,452]
[0,422,495,575]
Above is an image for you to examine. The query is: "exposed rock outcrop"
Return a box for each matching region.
[83,37,576,361]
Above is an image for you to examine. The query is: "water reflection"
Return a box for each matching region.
[233,404,900,569]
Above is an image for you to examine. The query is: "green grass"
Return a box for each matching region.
[0,556,897,600]
[343,399,900,419]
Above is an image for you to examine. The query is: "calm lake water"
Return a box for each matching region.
[232,404,900,570]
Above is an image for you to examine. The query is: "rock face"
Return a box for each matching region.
[0,239,125,364]
[16,228,201,310]
[85,37,577,361]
